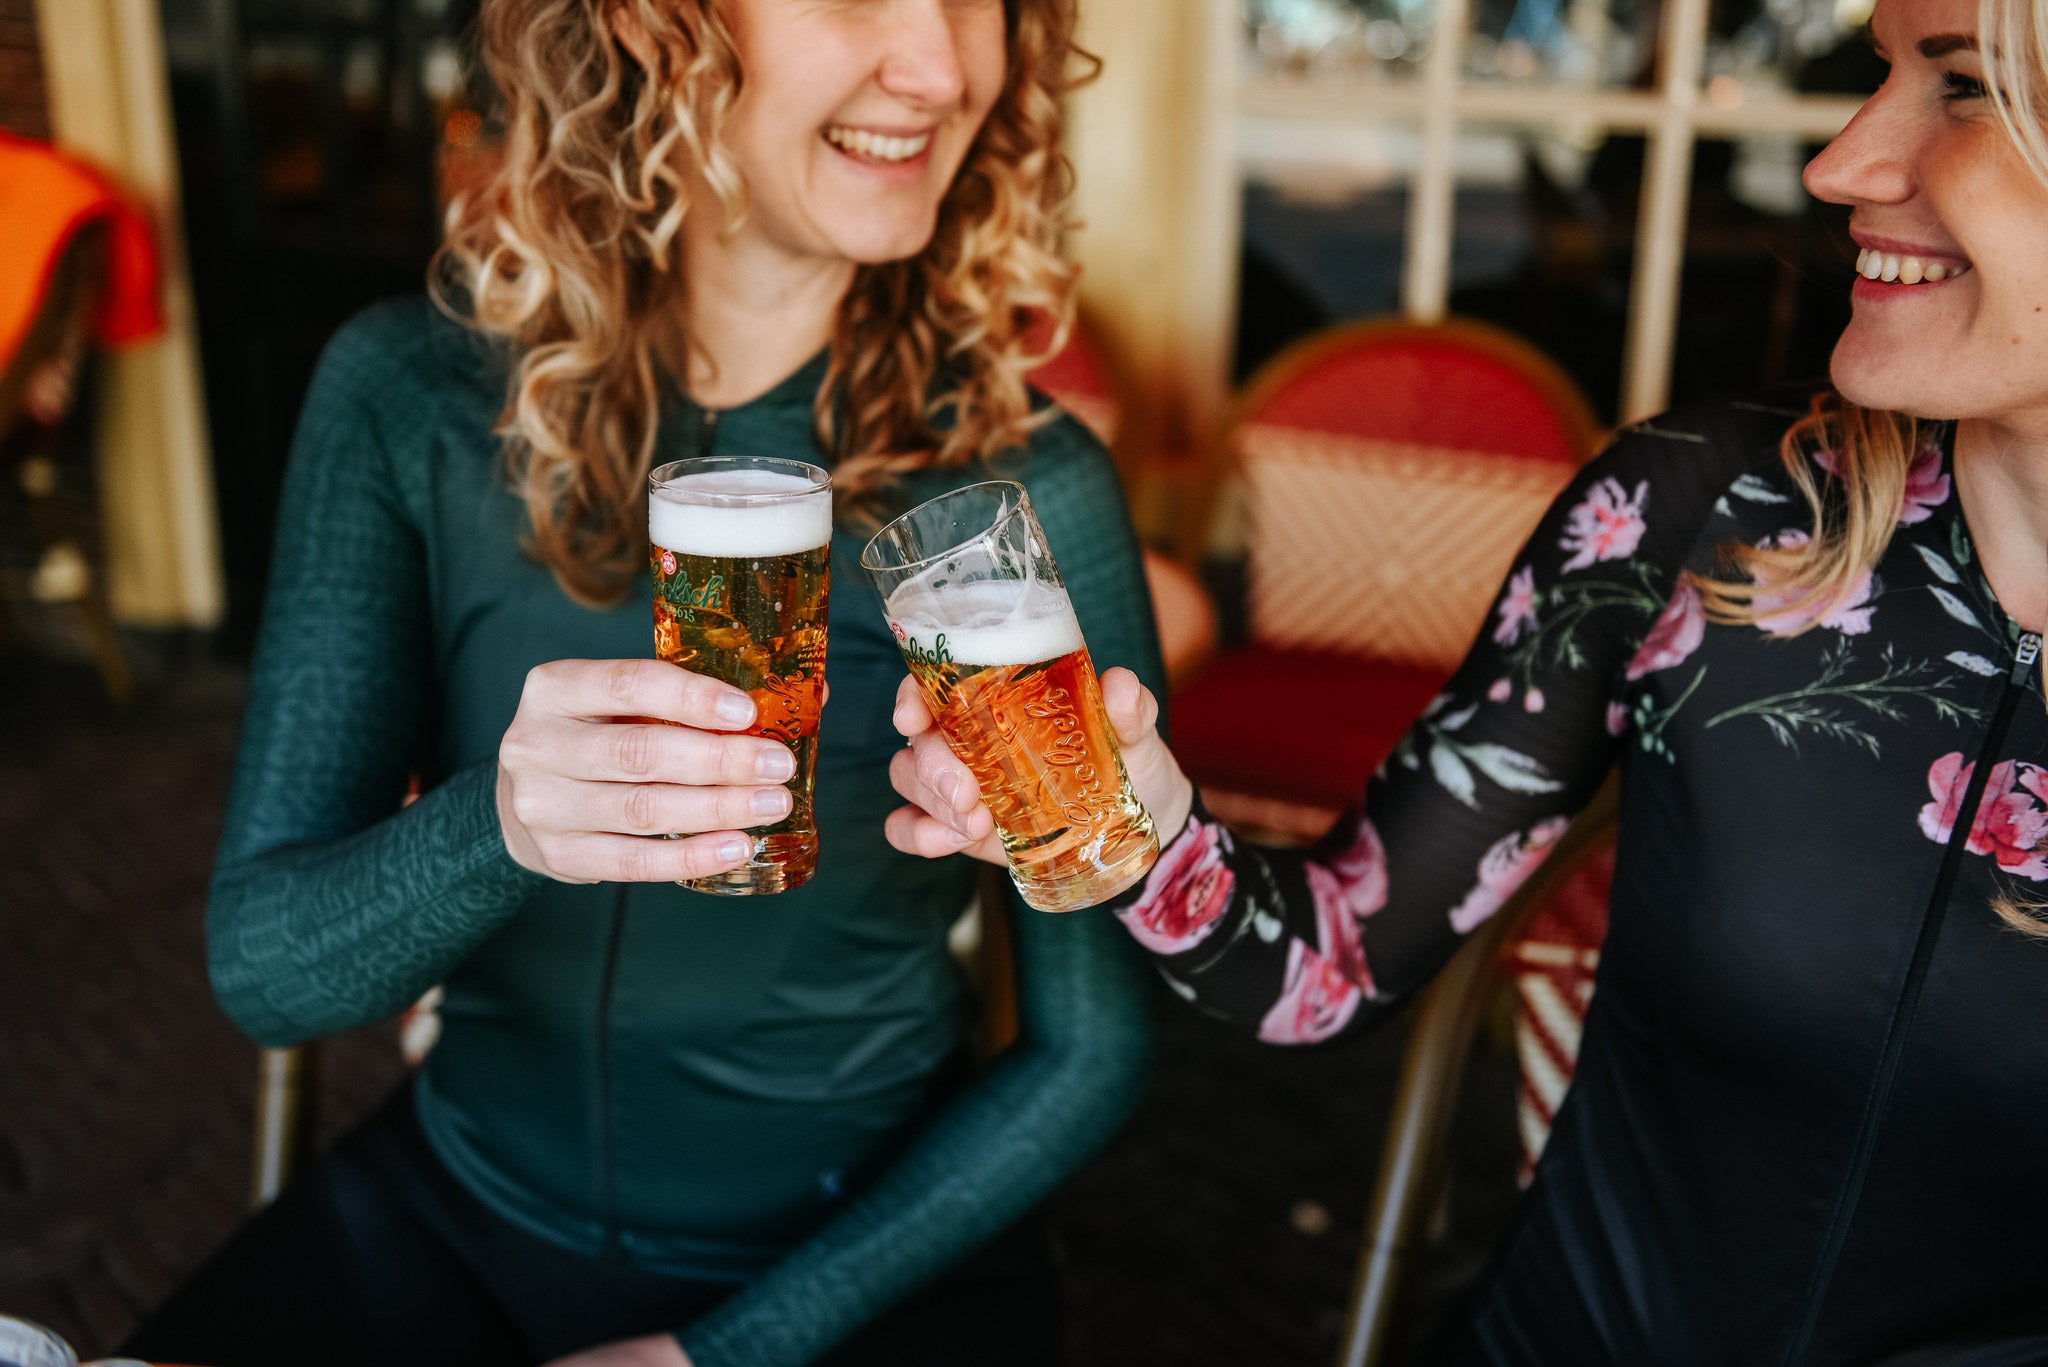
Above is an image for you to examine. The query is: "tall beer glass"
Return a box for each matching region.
[862,482,1158,912]
[649,456,831,894]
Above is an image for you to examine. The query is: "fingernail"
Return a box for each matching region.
[751,788,789,817]
[758,748,796,781]
[936,771,961,807]
[716,839,748,862]
[717,692,756,725]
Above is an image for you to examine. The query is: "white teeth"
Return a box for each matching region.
[824,126,930,163]
[1854,247,1967,285]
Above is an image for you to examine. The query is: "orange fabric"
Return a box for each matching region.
[0,131,165,372]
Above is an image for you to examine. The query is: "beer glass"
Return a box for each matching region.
[650,456,832,894]
[862,482,1158,912]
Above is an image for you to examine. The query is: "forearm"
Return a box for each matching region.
[208,760,545,1045]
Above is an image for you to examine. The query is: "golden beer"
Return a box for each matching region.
[867,483,1159,912]
[650,459,832,894]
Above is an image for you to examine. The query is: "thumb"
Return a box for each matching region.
[1099,667,1160,747]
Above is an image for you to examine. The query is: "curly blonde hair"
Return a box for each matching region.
[433,0,1090,607]
[1696,0,2048,936]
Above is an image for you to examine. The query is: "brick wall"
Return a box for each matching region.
[0,0,50,142]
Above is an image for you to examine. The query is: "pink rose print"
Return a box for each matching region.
[1115,813,1237,954]
[1448,816,1571,933]
[1605,701,1628,736]
[1626,579,1706,681]
[1325,813,1390,921]
[1493,565,1538,645]
[1815,441,1950,525]
[1305,863,1372,993]
[658,549,677,576]
[1257,939,1364,1044]
[1898,443,1953,524]
[1917,754,2048,880]
[1751,529,1881,637]
[1559,477,1650,573]
[1488,678,1512,703]
[1523,688,1546,714]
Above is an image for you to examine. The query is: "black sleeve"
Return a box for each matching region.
[1111,409,1764,1042]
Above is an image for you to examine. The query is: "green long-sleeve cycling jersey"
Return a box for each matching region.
[205,299,1161,1367]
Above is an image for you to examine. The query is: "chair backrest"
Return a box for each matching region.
[1189,318,1602,674]
[1504,842,1612,1184]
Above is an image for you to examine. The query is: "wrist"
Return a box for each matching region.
[1152,772,1196,851]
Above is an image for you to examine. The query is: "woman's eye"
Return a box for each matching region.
[1942,70,1989,101]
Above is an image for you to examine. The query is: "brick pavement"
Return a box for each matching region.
[0,651,1517,1365]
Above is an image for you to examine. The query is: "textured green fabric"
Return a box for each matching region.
[207,299,1160,1363]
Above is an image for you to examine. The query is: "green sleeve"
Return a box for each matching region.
[207,320,544,1049]
[677,419,1164,1367]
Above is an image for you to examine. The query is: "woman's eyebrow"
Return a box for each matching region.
[1917,33,1979,58]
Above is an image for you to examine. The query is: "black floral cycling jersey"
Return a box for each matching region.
[1116,394,2048,1364]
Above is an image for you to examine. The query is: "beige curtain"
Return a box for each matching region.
[1066,0,1240,531]
[35,0,223,628]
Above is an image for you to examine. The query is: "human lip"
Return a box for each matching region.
[1848,232,1972,287]
[822,125,935,166]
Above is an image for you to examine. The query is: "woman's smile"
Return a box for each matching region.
[822,124,937,170]
[1848,229,1974,301]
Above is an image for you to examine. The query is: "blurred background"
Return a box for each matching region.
[0,0,1874,1361]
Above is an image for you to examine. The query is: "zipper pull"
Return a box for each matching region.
[2011,631,2041,685]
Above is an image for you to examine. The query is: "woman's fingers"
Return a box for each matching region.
[883,803,978,859]
[530,658,759,730]
[509,773,792,839]
[512,715,794,787]
[911,727,982,816]
[888,747,993,838]
[551,831,758,885]
[892,674,937,738]
[1099,666,1160,745]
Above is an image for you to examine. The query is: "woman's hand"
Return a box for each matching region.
[884,666,1196,865]
[541,1333,692,1367]
[497,658,800,884]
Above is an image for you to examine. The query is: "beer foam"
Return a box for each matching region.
[650,470,832,558]
[887,577,1086,667]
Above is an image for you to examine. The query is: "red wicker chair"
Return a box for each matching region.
[1173,317,1602,838]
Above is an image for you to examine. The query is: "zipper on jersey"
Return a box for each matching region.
[697,405,720,458]
[595,884,629,1257]
[1782,628,2041,1362]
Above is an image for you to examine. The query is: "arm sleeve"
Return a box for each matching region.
[207,323,544,1048]
[1112,419,1745,1044]
[677,423,1164,1367]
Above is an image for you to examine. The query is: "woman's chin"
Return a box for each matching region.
[1828,334,1929,416]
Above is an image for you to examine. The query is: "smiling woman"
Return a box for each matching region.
[881,0,2048,1360]
[1705,0,2048,653]
[120,2,1165,1367]
[438,0,1081,607]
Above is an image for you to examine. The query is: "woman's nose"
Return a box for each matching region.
[1803,92,1915,208]
[876,0,971,110]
